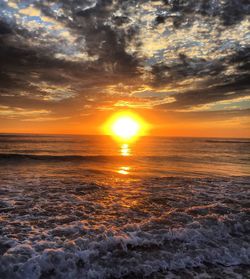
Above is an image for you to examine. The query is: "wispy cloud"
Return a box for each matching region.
[0,105,50,118]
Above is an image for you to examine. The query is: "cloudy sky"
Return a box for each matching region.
[0,0,249,136]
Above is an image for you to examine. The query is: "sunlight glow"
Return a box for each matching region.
[103,111,148,142]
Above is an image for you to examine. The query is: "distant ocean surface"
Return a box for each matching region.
[0,134,249,278]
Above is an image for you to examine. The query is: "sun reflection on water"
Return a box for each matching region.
[120,143,130,156]
[117,166,131,175]
[117,143,132,175]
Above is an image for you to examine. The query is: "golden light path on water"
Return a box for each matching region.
[117,166,131,175]
[102,111,149,176]
[117,144,131,175]
[120,143,130,156]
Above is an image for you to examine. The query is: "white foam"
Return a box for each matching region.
[0,175,249,278]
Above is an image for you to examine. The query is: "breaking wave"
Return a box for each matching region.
[0,175,249,278]
[1,209,249,278]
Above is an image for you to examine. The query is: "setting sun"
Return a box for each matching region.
[112,116,139,140]
[103,111,148,141]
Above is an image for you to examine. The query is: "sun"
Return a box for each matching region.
[103,111,148,141]
[112,116,139,140]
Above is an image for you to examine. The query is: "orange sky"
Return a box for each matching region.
[1,108,249,138]
[0,1,249,138]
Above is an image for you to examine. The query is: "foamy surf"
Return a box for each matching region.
[0,175,249,278]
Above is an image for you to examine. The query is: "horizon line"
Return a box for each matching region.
[0,132,249,139]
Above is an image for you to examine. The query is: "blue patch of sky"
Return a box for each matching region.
[145,49,167,66]
[18,0,36,9]
[18,15,54,33]
[0,6,16,23]
[51,3,62,11]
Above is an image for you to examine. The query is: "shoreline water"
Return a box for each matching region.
[0,135,249,278]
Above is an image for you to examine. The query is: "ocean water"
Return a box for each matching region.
[0,134,249,279]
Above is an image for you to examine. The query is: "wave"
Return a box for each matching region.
[0,212,249,279]
[205,139,250,144]
[0,172,249,278]
[0,153,191,162]
[0,153,125,162]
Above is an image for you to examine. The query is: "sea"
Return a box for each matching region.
[0,134,249,279]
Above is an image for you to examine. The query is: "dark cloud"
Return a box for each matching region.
[151,53,226,86]
[0,0,140,103]
[152,47,250,109]
[0,0,249,121]
[0,20,12,35]
[229,47,250,71]
[157,0,250,27]
[156,74,249,110]
[170,108,250,122]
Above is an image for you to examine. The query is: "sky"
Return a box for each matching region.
[0,0,249,137]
